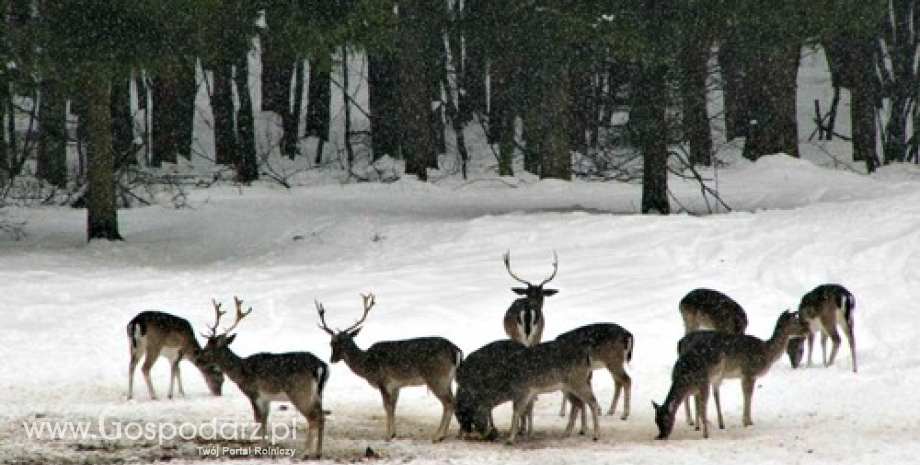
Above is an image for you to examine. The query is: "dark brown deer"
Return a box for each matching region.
[653,347,727,439]
[786,284,857,373]
[679,288,749,335]
[454,338,601,444]
[127,310,224,400]
[316,293,462,442]
[678,310,810,430]
[502,251,559,347]
[555,323,633,421]
[195,298,328,459]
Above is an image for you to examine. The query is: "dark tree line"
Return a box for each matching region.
[0,0,906,240]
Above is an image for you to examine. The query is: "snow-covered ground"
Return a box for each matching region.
[2,150,920,464]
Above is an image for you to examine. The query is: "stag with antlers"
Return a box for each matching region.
[502,251,559,347]
[195,297,328,459]
[316,293,463,442]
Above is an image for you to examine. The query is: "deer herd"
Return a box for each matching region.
[125,252,858,459]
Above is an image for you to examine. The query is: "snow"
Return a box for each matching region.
[2,151,920,464]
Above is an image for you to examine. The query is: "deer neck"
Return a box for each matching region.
[340,339,376,381]
[212,348,247,385]
[761,325,794,369]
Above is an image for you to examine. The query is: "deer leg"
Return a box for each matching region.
[559,393,568,417]
[824,327,842,367]
[805,332,816,367]
[612,367,631,420]
[250,398,270,442]
[685,397,696,427]
[570,386,600,442]
[843,318,857,373]
[696,387,710,439]
[506,395,531,445]
[290,393,324,459]
[428,380,454,443]
[141,353,159,400]
[379,387,399,440]
[741,377,755,426]
[168,358,184,399]
[127,350,140,400]
[712,382,725,430]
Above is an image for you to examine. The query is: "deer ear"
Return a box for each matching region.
[511,287,527,295]
[347,327,362,338]
[651,400,660,410]
[543,289,559,297]
[225,334,237,345]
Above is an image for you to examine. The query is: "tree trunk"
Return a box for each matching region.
[305,62,331,163]
[110,77,134,168]
[679,34,713,166]
[397,0,437,181]
[633,63,670,214]
[37,79,68,187]
[719,38,750,141]
[262,38,299,158]
[150,59,195,166]
[235,56,258,183]
[538,62,572,180]
[211,59,237,167]
[490,57,516,176]
[81,74,122,241]
[742,44,801,160]
[368,54,401,161]
[284,61,305,159]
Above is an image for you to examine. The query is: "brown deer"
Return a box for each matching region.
[195,298,328,459]
[678,310,810,430]
[555,323,634,421]
[502,251,559,347]
[679,288,749,335]
[454,338,601,444]
[786,284,857,373]
[316,293,462,442]
[653,347,727,439]
[127,310,225,400]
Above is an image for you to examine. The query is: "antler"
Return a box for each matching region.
[315,299,335,336]
[503,251,531,285]
[504,251,559,287]
[222,296,252,334]
[344,293,376,333]
[203,299,227,338]
[538,251,559,287]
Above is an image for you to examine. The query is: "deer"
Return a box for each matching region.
[195,297,328,459]
[454,338,601,444]
[502,251,559,347]
[316,293,463,442]
[679,288,749,335]
[677,310,810,430]
[455,339,531,440]
[786,284,857,373]
[126,310,225,400]
[555,323,634,421]
[653,347,727,440]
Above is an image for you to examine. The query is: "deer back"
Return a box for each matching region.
[798,284,854,322]
[240,352,330,398]
[679,288,748,334]
[555,323,633,367]
[127,311,199,352]
[359,337,462,385]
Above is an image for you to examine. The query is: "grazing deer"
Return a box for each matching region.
[316,293,462,442]
[679,288,748,335]
[786,284,857,373]
[653,347,727,439]
[454,338,601,444]
[502,251,559,347]
[127,310,225,400]
[678,310,810,430]
[555,323,633,421]
[195,298,328,459]
[455,339,531,440]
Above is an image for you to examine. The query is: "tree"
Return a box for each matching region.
[37,0,218,241]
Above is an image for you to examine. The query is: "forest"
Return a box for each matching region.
[0,1,911,240]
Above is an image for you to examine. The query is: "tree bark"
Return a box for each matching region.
[742,44,801,160]
[633,63,670,214]
[368,54,401,161]
[110,76,134,168]
[262,37,299,158]
[211,59,237,167]
[81,73,122,241]
[235,56,258,183]
[150,59,195,166]
[305,62,331,162]
[679,34,713,166]
[37,79,68,187]
[397,0,438,181]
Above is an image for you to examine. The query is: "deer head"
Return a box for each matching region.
[316,293,375,363]
[504,251,559,302]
